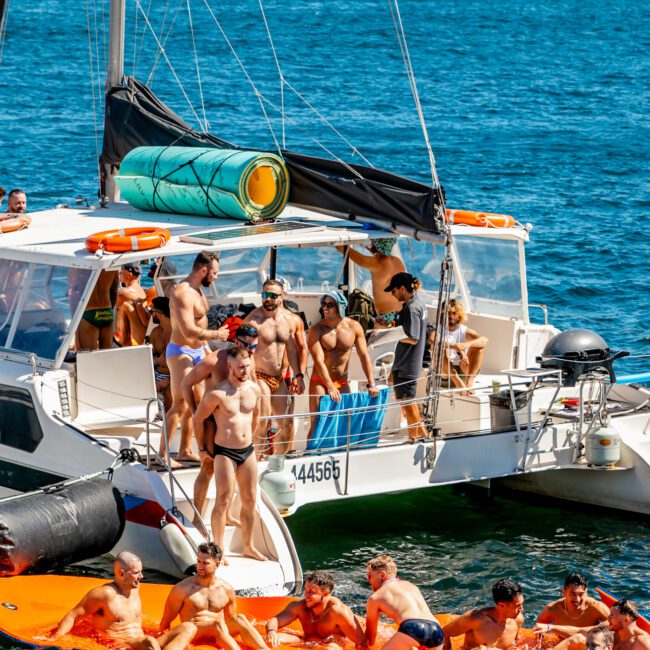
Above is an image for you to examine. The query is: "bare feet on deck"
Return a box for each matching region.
[244,546,268,562]
[177,451,201,462]
[225,515,241,528]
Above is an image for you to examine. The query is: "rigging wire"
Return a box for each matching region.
[133,0,154,78]
[185,0,208,132]
[147,0,183,86]
[387,0,439,188]
[85,0,103,190]
[257,0,286,150]
[200,0,281,153]
[132,0,204,128]
[0,0,9,64]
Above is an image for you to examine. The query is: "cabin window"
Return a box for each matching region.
[277,246,344,293]
[0,385,43,452]
[398,239,445,303]
[453,236,524,319]
[0,263,91,360]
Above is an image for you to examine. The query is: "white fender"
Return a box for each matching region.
[159,513,197,575]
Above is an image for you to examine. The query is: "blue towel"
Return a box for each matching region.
[306,388,389,452]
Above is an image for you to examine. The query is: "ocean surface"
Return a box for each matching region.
[1,0,649,641]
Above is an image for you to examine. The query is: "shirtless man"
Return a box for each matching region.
[550,601,650,650]
[159,541,267,650]
[150,297,173,412]
[442,578,524,650]
[5,188,27,214]
[431,299,488,395]
[307,290,379,437]
[536,574,609,638]
[337,238,405,328]
[193,347,267,561]
[116,263,150,346]
[181,324,259,526]
[366,554,443,650]
[165,251,229,465]
[266,570,364,649]
[54,551,160,649]
[73,269,119,350]
[244,279,305,455]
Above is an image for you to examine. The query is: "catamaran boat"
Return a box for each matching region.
[1,0,650,590]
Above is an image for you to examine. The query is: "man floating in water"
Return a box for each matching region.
[365,554,443,650]
[442,578,524,650]
[266,570,364,649]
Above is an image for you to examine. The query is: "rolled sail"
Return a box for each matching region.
[115,146,289,222]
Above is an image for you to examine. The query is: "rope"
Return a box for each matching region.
[147,0,184,86]
[387,0,439,188]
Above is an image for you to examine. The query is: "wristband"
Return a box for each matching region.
[294,373,304,379]
[368,383,376,387]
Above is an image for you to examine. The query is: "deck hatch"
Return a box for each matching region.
[179,220,319,245]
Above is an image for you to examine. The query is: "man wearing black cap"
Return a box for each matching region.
[117,263,150,346]
[384,272,428,441]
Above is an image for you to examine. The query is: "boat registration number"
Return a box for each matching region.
[291,459,341,483]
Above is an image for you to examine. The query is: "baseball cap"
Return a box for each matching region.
[384,272,416,292]
[121,262,141,276]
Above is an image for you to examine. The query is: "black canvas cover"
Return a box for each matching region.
[101,76,443,234]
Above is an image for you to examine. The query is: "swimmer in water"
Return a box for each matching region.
[442,578,524,650]
[265,570,364,649]
[535,573,609,638]
[365,554,443,650]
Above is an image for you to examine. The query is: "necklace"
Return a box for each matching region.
[562,603,586,621]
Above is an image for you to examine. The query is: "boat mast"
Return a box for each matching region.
[104,0,125,203]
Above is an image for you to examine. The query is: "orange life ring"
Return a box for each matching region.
[0,215,31,233]
[85,227,171,253]
[445,209,515,228]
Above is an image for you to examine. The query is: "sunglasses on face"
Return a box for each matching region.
[236,337,258,351]
[321,301,337,308]
[261,291,280,300]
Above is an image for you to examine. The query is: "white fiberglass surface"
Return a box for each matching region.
[453,235,525,319]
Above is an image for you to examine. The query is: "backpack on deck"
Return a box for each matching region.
[346,288,376,331]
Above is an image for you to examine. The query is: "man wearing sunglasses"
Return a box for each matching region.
[307,290,379,438]
[244,279,306,455]
[181,324,259,528]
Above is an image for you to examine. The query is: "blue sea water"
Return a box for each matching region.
[0,0,649,639]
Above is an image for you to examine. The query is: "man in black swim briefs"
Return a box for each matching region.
[194,347,267,563]
[366,554,443,650]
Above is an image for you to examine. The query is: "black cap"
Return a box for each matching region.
[384,272,416,292]
[121,262,141,276]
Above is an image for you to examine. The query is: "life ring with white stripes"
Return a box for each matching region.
[85,227,171,253]
[0,215,31,233]
[445,209,515,228]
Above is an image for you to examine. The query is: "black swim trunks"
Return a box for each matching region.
[213,443,255,466]
[397,619,444,649]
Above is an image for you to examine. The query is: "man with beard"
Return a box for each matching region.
[164,252,229,467]
[265,570,364,649]
[150,297,173,413]
[244,279,305,455]
[193,348,266,561]
[180,323,259,528]
[54,551,164,649]
[159,542,267,650]
[5,188,27,214]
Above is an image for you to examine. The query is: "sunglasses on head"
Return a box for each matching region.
[321,301,337,308]
[236,337,258,351]
[261,291,280,300]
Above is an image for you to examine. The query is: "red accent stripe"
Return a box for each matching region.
[125,500,167,528]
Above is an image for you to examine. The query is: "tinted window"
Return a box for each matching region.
[0,385,43,452]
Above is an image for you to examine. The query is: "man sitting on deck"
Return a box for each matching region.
[535,573,609,638]
[365,554,443,650]
[54,551,162,649]
[266,570,364,649]
[158,541,267,650]
[442,578,524,650]
[307,290,379,440]
[430,299,488,396]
